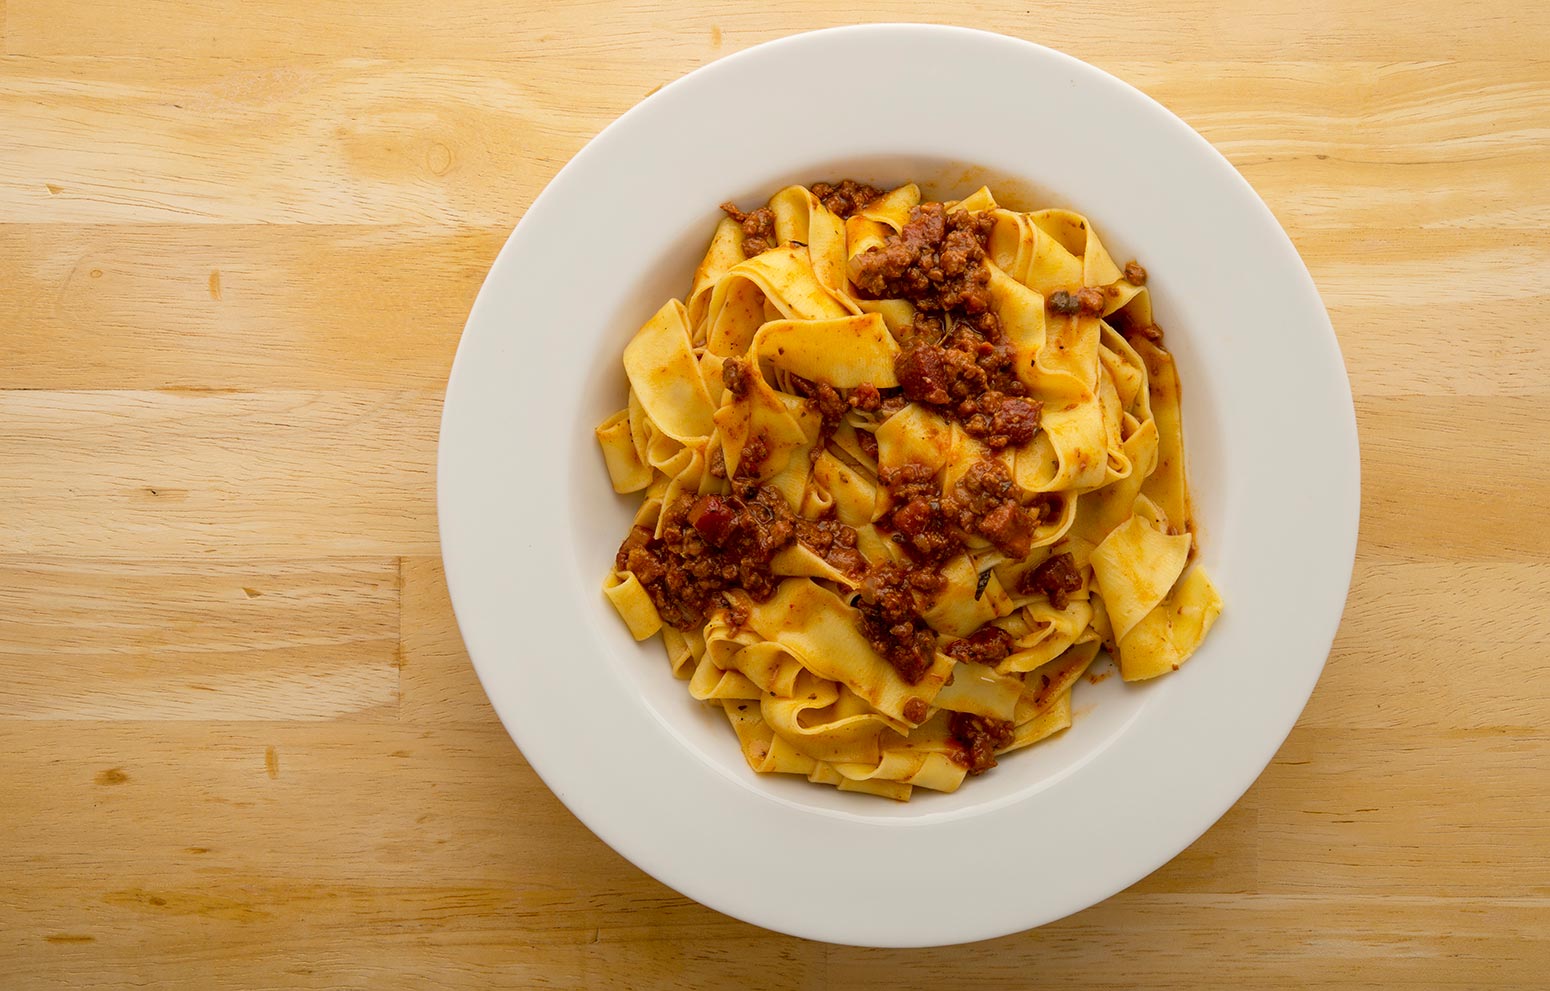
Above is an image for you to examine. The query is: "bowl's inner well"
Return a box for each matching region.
[566,156,1229,822]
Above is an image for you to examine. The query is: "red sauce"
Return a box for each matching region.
[1018,552,1084,609]
[948,712,1015,774]
[944,625,1015,666]
[810,179,883,218]
[615,484,863,631]
[720,202,776,257]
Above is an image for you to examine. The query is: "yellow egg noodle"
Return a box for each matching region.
[597,183,1221,800]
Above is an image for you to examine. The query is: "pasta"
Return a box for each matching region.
[597,180,1221,800]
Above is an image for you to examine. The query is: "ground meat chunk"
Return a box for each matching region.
[789,376,851,463]
[949,712,1015,775]
[722,355,750,399]
[1074,286,1106,315]
[880,459,1041,562]
[707,445,727,479]
[1028,492,1065,525]
[1123,260,1147,285]
[615,525,663,585]
[962,392,1041,449]
[734,435,770,478]
[975,499,1037,559]
[1018,551,1084,609]
[790,376,848,430]
[725,598,750,629]
[847,203,998,334]
[945,459,1038,558]
[1047,287,1105,317]
[889,497,935,540]
[687,494,736,547]
[895,344,951,405]
[793,517,867,577]
[720,201,777,257]
[892,326,1039,449]
[810,179,883,218]
[857,562,921,624]
[949,327,1025,397]
[878,463,962,567]
[904,312,945,346]
[848,382,883,412]
[856,562,939,684]
[944,625,1016,666]
[1046,290,1080,316]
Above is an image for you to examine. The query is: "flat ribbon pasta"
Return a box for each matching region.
[745,579,953,725]
[624,299,716,443]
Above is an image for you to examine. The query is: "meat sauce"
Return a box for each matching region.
[880,458,1053,563]
[849,203,998,332]
[720,202,777,257]
[942,625,1019,773]
[616,484,863,631]
[856,456,1057,683]
[948,713,1015,774]
[855,562,941,685]
[720,179,882,259]
[849,202,1044,449]
[810,179,883,218]
[1046,286,1106,317]
[943,625,1015,666]
[1018,551,1084,610]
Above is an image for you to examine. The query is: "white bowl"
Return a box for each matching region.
[438,24,1359,947]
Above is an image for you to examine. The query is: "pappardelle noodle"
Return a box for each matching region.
[597,180,1222,801]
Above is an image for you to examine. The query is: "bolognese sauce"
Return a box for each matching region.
[849,202,1045,449]
[616,484,866,632]
[943,624,1016,667]
[1018,551,1084,610]
[948,712,1016,775]
[720,201,777,257]
[809,178,883,218]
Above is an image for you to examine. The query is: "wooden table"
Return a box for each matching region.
[3,2,1547,986]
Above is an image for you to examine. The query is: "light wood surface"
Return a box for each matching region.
[3,2,1547,987]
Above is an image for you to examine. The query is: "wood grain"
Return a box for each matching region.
[1,225,499,390]
[0,391,440,559]
[4,59,1545,229]
[0,558,401,720]
[2,0,1548,986]
[6,0,1549,61]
